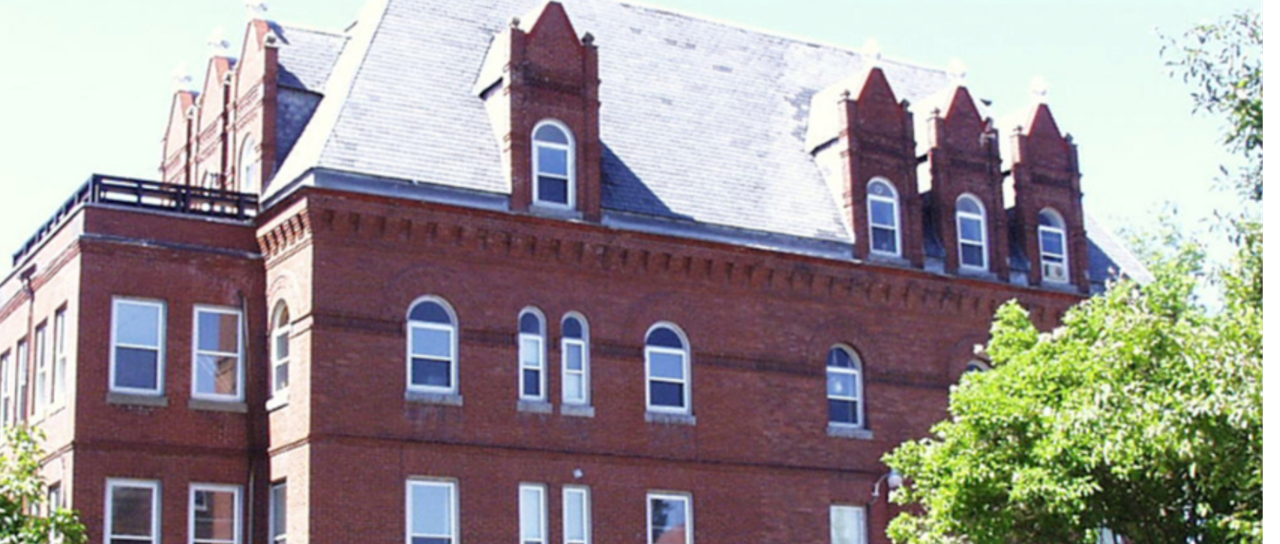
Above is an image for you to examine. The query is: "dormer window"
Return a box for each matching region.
[867,179,900,257]
[956,195,987,270]
[532,121,574,208]
[240,136,259,194]
[1038,209,1068,283]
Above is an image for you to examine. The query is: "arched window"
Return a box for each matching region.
[270,302,290,399]
[407,297,458,394]
[518,308,546,401]
[532,121,574,208]
[645,324,690,414]
[561,313,590,406]
[965,360,990,373]
[1038,209,1068,282]
[240,135,259,194]
[867,179,900,256]
[956,195,988,270]
[827,346,864,427]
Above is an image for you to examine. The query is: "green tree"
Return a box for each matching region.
[0,427,87,543]
[882,9,1262,544]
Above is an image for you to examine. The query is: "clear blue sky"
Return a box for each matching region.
[0,0,1253,271]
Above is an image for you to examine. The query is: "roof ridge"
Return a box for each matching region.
[271,20,350,39]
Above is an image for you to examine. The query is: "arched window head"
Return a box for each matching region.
[826,345,864,428]
[956,195,988,270]
[240,136,259,194]
[518,308,547,401]
[532,121,575,209]
[867,179,900,257]
[1038,209,1068,282]
[645,323,690,414]
[561,313,590,406]
[270,302,291,398]
[407,297,458,394]
[965,360,990,373]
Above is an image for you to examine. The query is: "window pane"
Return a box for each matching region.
[411,358,451,388]
[961,244,985,267]
[538,147,568,177]
[1040,230,1064,255]
[274,364,290,392]
[871,227,897,253]
[645,328,683,349]
[116,303,160,347]
[537,176,569,204]
[563,318,582,339]
[649,352,685,380]
[959,216,983,242]
[564,374,584,403]
[411,327,452,359]
[410,484,452,536]
[114,348,158,390]
[520,313,542,334]
[194,489,237,541]
[565,343,584,371]
[409,302,451,324]
[534,124,569,144]
[411,538,450,544]
[197,312,239,353]
[274,332,289,361]
[195,354,239,396]
[956,197,981,215]
[829,399,858,425]
[523,370,541,397]
[650,498,688,544]
[520,488,543,540]
[270,484,287,540]
[111,486,153,537]
[650,381,684,408]
[565,491,585,541]
[520,337,542,367]
[827,348,854,369]
[870,199,896,227]
[831,505,866,544]
[827,372,856,399]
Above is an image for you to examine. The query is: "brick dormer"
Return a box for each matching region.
[836,67,923,266]
[923,85,1009,279]
[160,91,198,186]
[475,2,602,221]
[1009,101,1089,293]
[194,56,237,190]
[230,19,281,195]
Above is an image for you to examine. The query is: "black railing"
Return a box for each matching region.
[12,174,260,266]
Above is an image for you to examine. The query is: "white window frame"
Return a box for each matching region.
[1038,209,1069,283]
[646,492,692,544]
[189,483,242,544]
[644,324,691,415]
[826,346,864,429]
[406,297,459,395]
[191,306,245,402]
[519,483,547,544]
[34,322,48,415]
[0,351,10,426]
[531,120,576,210]
[269,481,287,544]
[866,178,901,257]
[240,136,259,194]
[106,478,160,544]
[406,479,458,544]
[560,314,590,406]
[830,504,867,544]
[955,194,988,270]
[518,309,547,402]
[563,486,591,544]
[16,339,28,423]
[110,298,166,396]
[52,307,67,409]
[270,303,291,401]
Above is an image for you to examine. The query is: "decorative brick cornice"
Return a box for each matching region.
[257,208,313,261]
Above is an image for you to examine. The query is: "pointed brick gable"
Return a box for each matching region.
[1010,102,1088,292]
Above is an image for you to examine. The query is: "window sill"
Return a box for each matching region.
[265,395,289,412]
[189,399,248,413]
[866,253,911,267]
[646,411,696,426]
[106,392,168,408]
[528,203,584,221]
[956,267,997,281]
[561,404,595,418]
[405,390,464,407]
[517,400,554,414]
[827,423,874,440]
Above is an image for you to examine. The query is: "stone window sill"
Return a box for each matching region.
[266,395,289,412]
[561,404,596,418]
[827,423,874,440]
[405,390,464,407]
[517,400,554,414]
[107,392,168,408]
[528,203,584,221]
[189,399,248,413]
[646,411,696,426]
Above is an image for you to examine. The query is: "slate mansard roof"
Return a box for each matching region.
[263,0,1150,290]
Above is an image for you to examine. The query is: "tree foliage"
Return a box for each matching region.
[0,427,86,544]
[882,10,1262,544]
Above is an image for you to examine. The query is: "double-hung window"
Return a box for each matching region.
[956,195,988,270]
[518,309,546,401]
[16,339,28,422]
[0,351,10,426]
[111,299,165,395]
[827,346,864,428]
[407,479,457,544]
[561,314,589,406]
[106,479,160,544]
[830,505,867,544]
[645,325,690,414]
[1038,209,1069,282]
[519,484,546,544]
[271,304,291,400]
[647,492,691,544]
[563,486,591,544]
[407,298,458,394]
[270,482,287,544]
[190,484,241,544]
[192,306,244,402]
[532,121,575,208]
[34,323,48,414]
[867,179,901,257]
[52,308,67,408]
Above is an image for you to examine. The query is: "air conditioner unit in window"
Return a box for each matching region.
[1043,262,1066,282]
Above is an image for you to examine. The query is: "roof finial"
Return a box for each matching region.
[510,16,521,29]
[861,38,882,68]
[582,32,595,46]
[172,62,194,92]
[207,27,231,54]
[1029,76,1049,103]
[244,1,268,20]
[947,58,967,84]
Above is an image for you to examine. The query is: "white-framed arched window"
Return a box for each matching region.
[956,194,988,270]
[1038,209,1068,283]
[240,135,259,194]
[407,297,459,394]
[270,302,290,399]
[827,345,864,428]
[965,359,990,373]
[518,308,547,402]
[867,179,901,257]
[645,323,690,414]
[532,120,575,209]
[561,313,590,406]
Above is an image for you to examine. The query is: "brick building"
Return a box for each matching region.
[0,0,1147,543]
